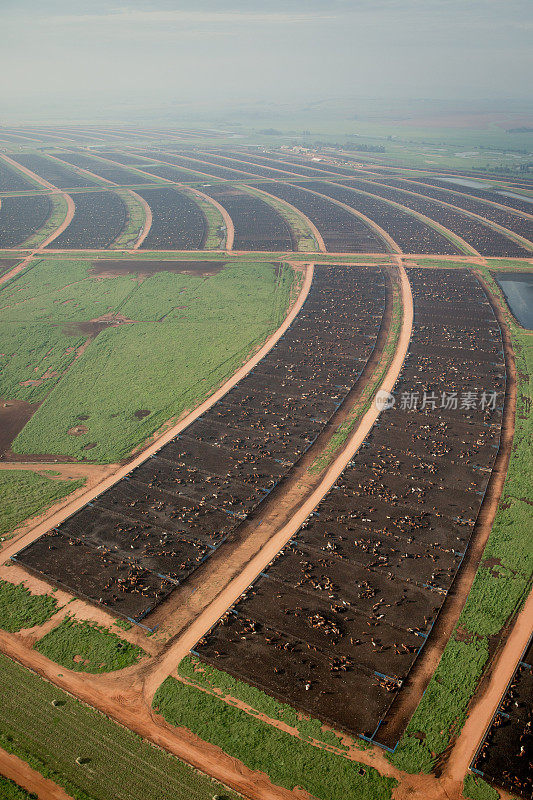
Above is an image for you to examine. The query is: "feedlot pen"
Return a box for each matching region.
[14,265,387,621]
[194,268,508,743]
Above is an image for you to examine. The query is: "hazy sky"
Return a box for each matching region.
[2,1,532,117]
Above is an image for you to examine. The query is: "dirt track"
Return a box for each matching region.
[129,188,153,248]
[0,746,73,800]
[186,186,236,250]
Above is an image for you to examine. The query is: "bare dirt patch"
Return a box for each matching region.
[90,260,226,277]
[67,425,88,436]
[0,398,41,457]
[59,314,137,338]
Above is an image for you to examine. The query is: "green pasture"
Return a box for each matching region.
[35,617,146,673]
[8,260,294,461]
[0,470,84,539]
[153,676,396,800]
[0,653,242,800]
[0,579,57,632]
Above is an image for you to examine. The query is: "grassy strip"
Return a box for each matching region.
[0,774,37,800]
[463,774,500,800]
[35,617,146,673]
[20,193,68,249]
[179,654,353,751]
[154,677,396,800]
[181,189,226,249]
[0,580,57,632]
[241,185,319,251]
[309,268,402,475]
[12,263,294,462]
[1,249,390,263]
[0,653,242,800]
[0,470,85,539]
[110,190,147,249]
[487,258,533,272]
[389,266,532,773]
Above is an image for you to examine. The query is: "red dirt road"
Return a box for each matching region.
[129,188,153,249]
[0,746,73,800]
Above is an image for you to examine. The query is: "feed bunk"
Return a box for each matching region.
[174,151,292,181]
[8,153,97,189]
[14,265,386,621]
[304,180,462,255]
[416,177,533,216]
[378,178,533,242]
[55,152,155,186]
[194,268,506,741]
[137,152,250,181]
[222,150,361,179]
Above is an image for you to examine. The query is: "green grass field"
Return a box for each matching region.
[0,470,85,539]
[0,322,88,403]
[0,653,242,800]
[463,774,500,800]
[389,267,532,773]
[0,580,57,632]
[181,189,226,249]
[179,655,353,751]
[35,617,146,673]
[11,261,294,461]
[153,677,395,800]
[0,258,140,322]
[0,775,36,800]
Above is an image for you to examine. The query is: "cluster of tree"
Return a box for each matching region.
[311,140,386,152]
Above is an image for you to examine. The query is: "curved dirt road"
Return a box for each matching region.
[129,188,153,249]
[287,181,402,254]
[37,192,75,249]
[186,186,235,250]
